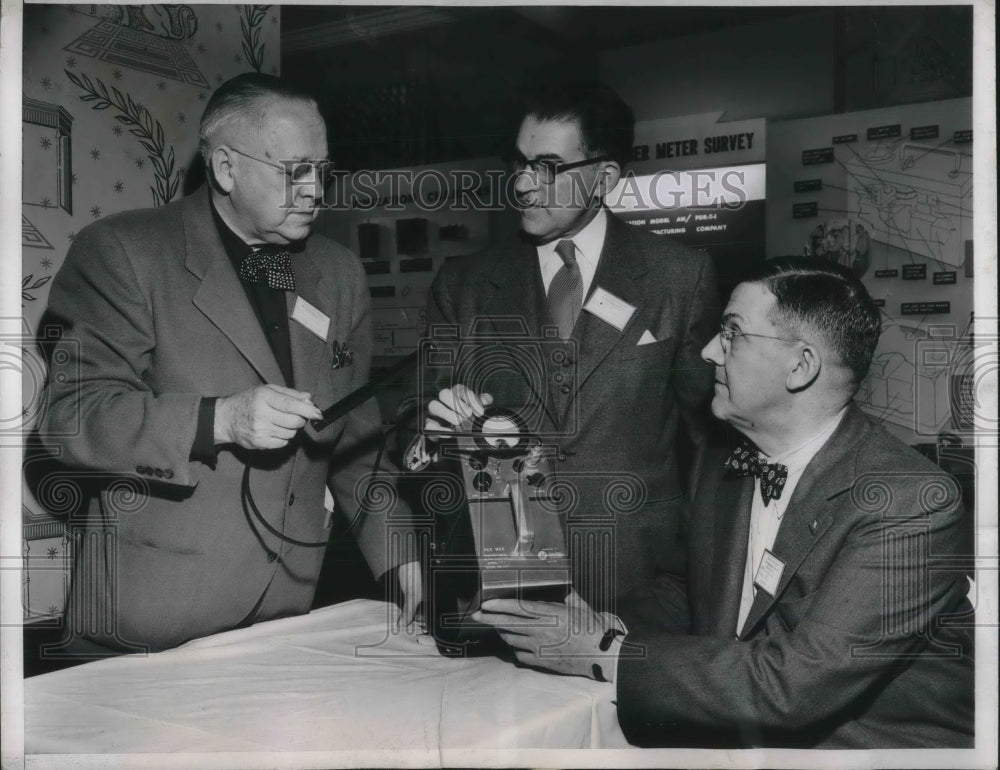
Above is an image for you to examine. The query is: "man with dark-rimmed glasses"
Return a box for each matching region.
[418,82,720,614]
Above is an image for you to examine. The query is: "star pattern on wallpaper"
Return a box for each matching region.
[23,2,282,621]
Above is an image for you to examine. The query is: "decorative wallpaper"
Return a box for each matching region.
[19,4,281,621]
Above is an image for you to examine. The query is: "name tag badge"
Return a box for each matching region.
[753,549,785,596]
[582,287,637,331]
[291,296,331,341]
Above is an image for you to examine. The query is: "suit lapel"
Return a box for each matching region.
[184,190,285,386]
[286,249,331,393]
[737,407,869,639]
[481,243,560,426]
[570,216,645,394]
[709,471,755,637]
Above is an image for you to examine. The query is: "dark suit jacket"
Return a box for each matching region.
[38,186,409,652]
[426,212,719,609]
[617,405,975,748]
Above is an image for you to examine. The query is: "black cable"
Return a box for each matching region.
[241,424,395,549]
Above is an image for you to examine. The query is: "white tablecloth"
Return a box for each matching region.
[24,599,628,763]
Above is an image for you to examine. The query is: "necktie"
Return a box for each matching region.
[239,248,296,291]
[724,439,789,505]
[547,239,583,339]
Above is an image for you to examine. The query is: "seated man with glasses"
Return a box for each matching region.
[417,82,720,612]
[37,73,421,656]
[475,257,975,748]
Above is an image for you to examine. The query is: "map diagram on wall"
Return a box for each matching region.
[845,138,971,268]
[767,99,975,440]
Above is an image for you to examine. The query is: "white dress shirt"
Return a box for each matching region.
[735,407,849,636]
[536,207,607,301]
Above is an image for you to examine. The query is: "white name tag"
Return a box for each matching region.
[291,296,330,341]
[753,549,785,596]
[582,287,637,331]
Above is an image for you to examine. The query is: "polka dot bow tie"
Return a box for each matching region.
[724,440,789,505]
[239,248,296,291]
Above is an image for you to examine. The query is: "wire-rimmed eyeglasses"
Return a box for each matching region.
[227,146,334,186]
[507,152,610,184]
[718,323,807,353]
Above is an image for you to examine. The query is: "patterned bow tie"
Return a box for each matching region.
[239,248,295,291]
[724,440,789,505]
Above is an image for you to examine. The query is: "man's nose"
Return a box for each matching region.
[701,332,724,365]
[513,167,538,195]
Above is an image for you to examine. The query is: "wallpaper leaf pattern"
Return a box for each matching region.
[240,5,271,74]
[65,69,181,206]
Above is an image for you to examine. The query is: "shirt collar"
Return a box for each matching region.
[210,196,255,272]
[536,206,607,272]
[766,405,849,474]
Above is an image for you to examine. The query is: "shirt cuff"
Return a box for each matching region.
[190,397,218,464]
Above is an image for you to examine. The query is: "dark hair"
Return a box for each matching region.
[751,257,882,388]
[519,82,635,169]
[199,73,317,162]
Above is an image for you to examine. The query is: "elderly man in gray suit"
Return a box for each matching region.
[476,258,974,748]
[38,73,420,655]
[418,83,720,612]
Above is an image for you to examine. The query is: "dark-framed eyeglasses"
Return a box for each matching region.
[718,323,807,353]
[507,152,610,184]
[227,146,335,186]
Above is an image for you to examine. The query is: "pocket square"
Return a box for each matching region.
[637,330,658,346]
[330,341,355,369]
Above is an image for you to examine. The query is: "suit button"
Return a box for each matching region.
[288,493,295,506]
[560,384,571,394]
[270,322,280,332]
[164,469,174,479]
[154,468,164,478]
[135,465,147,475]
[267,552,279,563]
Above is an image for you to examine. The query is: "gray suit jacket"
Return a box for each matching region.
[426,212,719,608]
[617,405,975,748]
[38,186,408,652]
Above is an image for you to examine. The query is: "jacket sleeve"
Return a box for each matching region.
[616,471,969,743]
[673,252,722,487]
[38,220,204,487]
[326,257,416,579]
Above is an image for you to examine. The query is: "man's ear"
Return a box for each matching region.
[596,160,622,198]
[786,343,821,392]
[209,146,236,194]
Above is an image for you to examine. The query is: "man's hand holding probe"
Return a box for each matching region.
[215,384,423,630]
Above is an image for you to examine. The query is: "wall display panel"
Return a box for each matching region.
[610,114,767,295]
[768,99,975,442]
[317,158,499,361]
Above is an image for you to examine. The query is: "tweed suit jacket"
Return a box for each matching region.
[39,186,408,652]
[616,404,975,748]
[425,211,720,607]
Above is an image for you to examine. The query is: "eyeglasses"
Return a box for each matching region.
[718,323,806,353]
[508,153,610,184]
[227,146,334,186]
